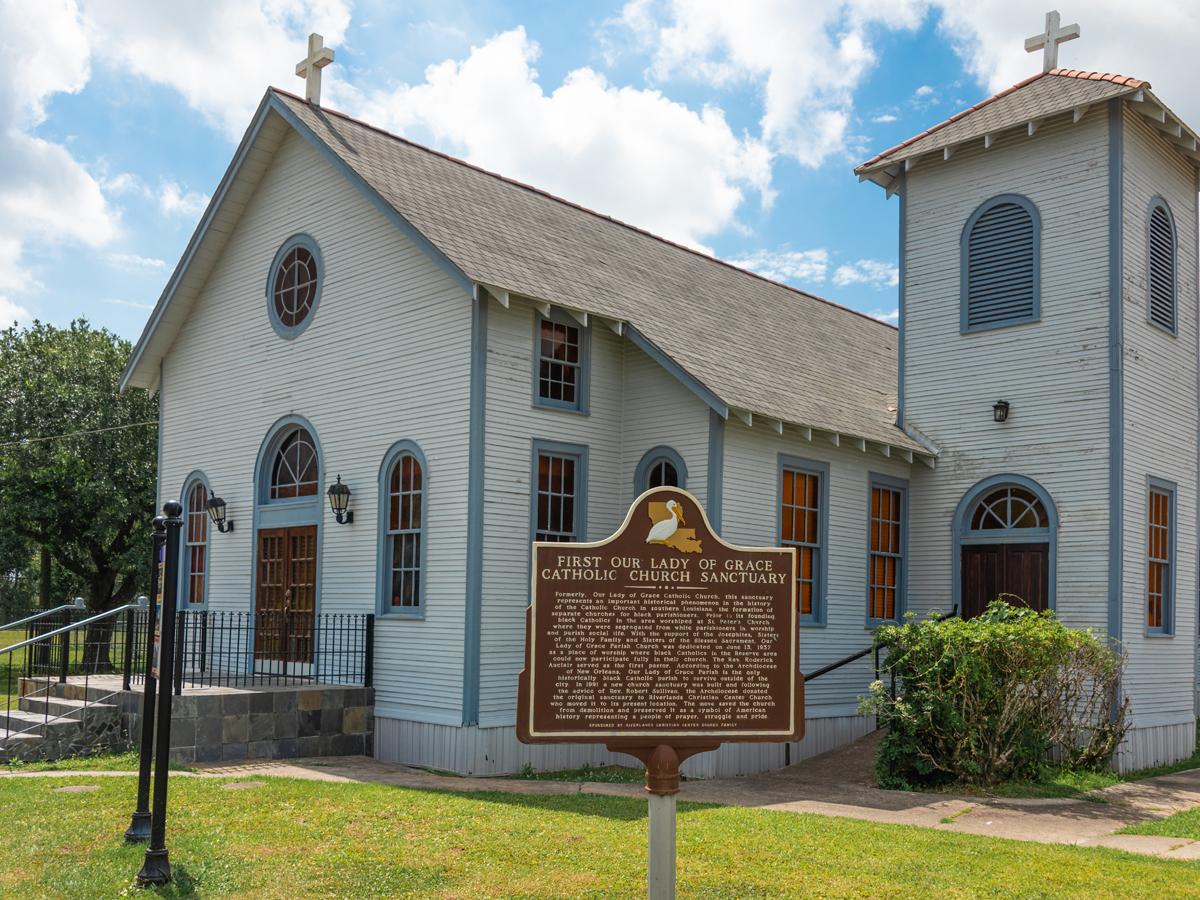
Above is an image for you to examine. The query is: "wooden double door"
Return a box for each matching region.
[961,543,1049,619]
[256,526,317,664]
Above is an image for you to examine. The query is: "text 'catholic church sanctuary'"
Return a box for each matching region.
[122,14,1200,775]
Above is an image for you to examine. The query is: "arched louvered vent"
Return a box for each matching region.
[1148,200,1177,333]
[963,196,1039,332]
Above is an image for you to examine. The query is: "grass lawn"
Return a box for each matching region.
[2,775,1199,897]
[509,762,646,784]
[1123,807,1200,841]
[3,750,193,773]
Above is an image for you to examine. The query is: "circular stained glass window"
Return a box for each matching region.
[272,245,318,329]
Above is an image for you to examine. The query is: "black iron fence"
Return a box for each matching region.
[130,609,374,692]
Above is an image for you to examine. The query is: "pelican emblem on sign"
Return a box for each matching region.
[646,497,702,553]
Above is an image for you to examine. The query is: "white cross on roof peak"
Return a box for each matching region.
[296,33,335,105]
[1025,11,1081,73]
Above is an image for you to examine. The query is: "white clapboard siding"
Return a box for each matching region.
[477,298,714,726]
[1118,107,1199,730]
[619,341,711,512]
[159,129,473,723]
[477,299,626,725]
[903,108,1112,631]
[721,419,914,713]
[375,713,874,776]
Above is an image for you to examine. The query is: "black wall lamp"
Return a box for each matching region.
[993,400,1011,423]
[327,475,354,524]
[205,496,234,533]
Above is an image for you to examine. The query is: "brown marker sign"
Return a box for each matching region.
[518,488,804,758]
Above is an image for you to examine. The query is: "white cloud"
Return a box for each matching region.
[0,0,119,305]
[870,307,899,324]
[871,113,898,123]
[0,295,32,326]
[832,259,899,288]
[158,182,210,219]
[80,1,353,140]
[102,297,155,310]
[933,1,1200,126]
[913,84,934,97]
[342,28,773,249]
[727,248,829,284]
[609,0,927,167]
[107,253,168,272]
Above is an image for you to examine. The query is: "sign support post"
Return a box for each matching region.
[647,792,675,900]
[126,515,166,843]
[137,502,183,887]
[518,489,804,900]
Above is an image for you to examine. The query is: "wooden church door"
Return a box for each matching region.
[961,543,1049,618]
[255,526,318,664]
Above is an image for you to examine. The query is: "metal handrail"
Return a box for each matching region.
[0,598,86,633]
[0,600,145,656]
[802,606,959,684]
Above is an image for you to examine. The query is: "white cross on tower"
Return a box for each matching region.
[1024,11,1081,73]
[296,32,335,105]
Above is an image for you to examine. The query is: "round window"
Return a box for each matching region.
[267,236,322,337]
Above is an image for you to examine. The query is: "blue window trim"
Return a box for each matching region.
[951,474,1059,614]
[265,233,324,340]
[865,472,908,628]
[776,454,829,627]
[634,446,688,494]
[376,440,429,620]
[960,193,1042,334]
[1146,475,1177,637]
[531,308,591,415]
[179,470,212,610]
[1146,196,1178,337]
[529,439,589,544]
[250,416,325,676]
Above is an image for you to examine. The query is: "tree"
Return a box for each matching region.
[0,321,156,620]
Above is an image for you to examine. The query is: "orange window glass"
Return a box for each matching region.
[781,467,821,617]
[185,482,208,605]
[868,484,903,621]
[1147,486,1171,631]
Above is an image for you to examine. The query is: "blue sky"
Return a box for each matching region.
[3,1,1196,342]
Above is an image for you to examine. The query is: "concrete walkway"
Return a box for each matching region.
[8,731,1200,860]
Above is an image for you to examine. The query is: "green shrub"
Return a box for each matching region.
[860,600,1128,789]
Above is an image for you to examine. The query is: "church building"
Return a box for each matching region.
[120,24,1199,775]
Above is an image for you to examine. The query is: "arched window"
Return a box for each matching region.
[1148,197,1177,334]
[634,446,688,494]
[269,427,319,499]
[961,195,1040,332]
[267,234,323,338]
[969,486,1050,531]
[378,442,427,614]
[183,477,209,606]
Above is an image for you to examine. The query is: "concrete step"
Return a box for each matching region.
[19,695,119,719]
[0,707,90,737]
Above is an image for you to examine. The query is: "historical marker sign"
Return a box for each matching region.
[518,488,804,750]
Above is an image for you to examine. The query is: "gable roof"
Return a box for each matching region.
[856,69,1200,191]
[123,88,930,458]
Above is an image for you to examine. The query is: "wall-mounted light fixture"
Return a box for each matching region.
[327,475,354,524]
[205,496,235,532]
[993,400,1011,423]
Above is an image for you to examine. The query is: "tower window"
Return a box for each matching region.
[961,195,1040,333]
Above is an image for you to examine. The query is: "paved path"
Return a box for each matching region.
[8,732,1200,860]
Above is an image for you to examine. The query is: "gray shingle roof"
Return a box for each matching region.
[275,90,925,455]
[856,69,1147,174]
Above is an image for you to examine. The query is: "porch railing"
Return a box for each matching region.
[131,609,374,692]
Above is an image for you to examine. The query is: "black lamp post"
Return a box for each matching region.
[205,496,234,532]
[993,400,1010,423]
[327,475,353,524]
